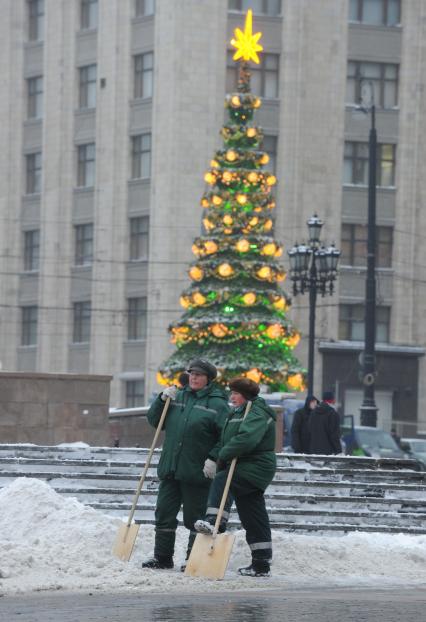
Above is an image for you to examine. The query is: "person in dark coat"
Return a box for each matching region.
[309,390,342,455]
[291,395,318,453]
[195,377,276,577]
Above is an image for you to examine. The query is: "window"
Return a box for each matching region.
[27,76,43,119]
[23,230,40,272]
[74,224,93,266]
[26,152,42,194]
[77,143,95,187]
[349,0,400,26]
[81,0,98,30]
[127,297,147,340]
[131,134,151,179]
[228,0,281,16]
[135,0,155,16]
[226,51,279,98]
[134,52,153,99]
[261,135,277,174]
[21,306,38,346]
[125,380,145,407]
[79,64,97,109]
[73,301,91,343]
[130,216,149,260]
[346,61,398,108]
[28,0,44,41]
[343,141,396,187]
[339,304,390,343]
[341,224,393,268]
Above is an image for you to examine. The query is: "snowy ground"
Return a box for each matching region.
[0,478,425,595]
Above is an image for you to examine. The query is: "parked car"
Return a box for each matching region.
[342,424,407,459]
[400,438,426,470]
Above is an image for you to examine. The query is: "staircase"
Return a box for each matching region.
[1,443,425,535]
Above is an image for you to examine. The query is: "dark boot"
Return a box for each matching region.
[238,559,270,577]
[142,555,173,569]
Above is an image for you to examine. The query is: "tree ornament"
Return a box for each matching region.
[242,292,256,305]
[212,195,222,205]
[226,150,237,162]
[266,324,282,339]
[204,172,215,184]
[257,266,272,280]
[261,242,277,256]
[223,215,233,226]
[266,175,277,186]
[236,193,247,204]
[236,239,250,253]
[189,266,204,281]
[211,323,228,338]
[231,95,241,107]
[246,127,256,138]
[218,263,234,278]
[246,368,262,383]
[204,240,218,254]
[193,292,206,306]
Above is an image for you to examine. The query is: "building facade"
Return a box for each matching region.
[0,0,425,435]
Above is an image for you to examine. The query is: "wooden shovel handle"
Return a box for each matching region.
[126,396,171,527]
[212,400,252,538]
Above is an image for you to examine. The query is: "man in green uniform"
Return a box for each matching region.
[142,359,230,570]
[195,377,276,577]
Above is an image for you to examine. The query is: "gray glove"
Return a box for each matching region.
[203,458,217,479]
[161,385,178,401]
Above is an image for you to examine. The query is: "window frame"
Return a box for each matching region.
[343,140,396,187]
[339,303,390,343]
[25,152,42,195]
[131,133,151,180]
[340,223,393,268]
[125,379,145,407]
[135,0,155,17]
[226,51,279,98]
[129,216,149,261]
[23,229,40,272]
[346,60,399,109]
[72,301,92,344]
[134,52,154,100]
[228,0,282,16]
[28,0,44,42]
[77,143,96,188]
[78,64,97,109]
[74,223,94,266]
[21,305,38,346]
[80,0,98,30]
[27,76,43,119]
[127,297,147,341]
[349,0,401,26]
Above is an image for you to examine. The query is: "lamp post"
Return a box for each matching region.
[288,215,340,396]
[359,82,378,427]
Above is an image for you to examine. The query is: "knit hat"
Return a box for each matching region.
[228,377,260,401]
[322,390,335,402]
[187,359,217,382]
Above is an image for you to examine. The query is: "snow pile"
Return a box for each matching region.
[0,478,425,595]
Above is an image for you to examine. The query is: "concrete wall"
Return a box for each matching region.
[0,372,112,445]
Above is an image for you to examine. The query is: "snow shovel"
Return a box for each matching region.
[185,401,252,580]
[112,396,171,561]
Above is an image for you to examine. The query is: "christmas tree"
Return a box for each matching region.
[157,10,305,392]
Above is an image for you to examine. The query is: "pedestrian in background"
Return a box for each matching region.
[291,395,319,453]
[309,390,341,455]
[142,359,230,570]
[195,377,276,577]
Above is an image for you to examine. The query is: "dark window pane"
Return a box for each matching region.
[125,380,145,407]
[73,301,91,343]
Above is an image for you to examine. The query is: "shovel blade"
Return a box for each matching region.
[184,532,236,580]
[112,523,140,561]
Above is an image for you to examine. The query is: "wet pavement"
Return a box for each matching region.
[1,586,426,622]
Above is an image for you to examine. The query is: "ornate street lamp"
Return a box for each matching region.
[288,215,340,396]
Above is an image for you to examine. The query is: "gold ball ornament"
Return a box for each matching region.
[201,198,209,208]
[287,373,304,391]
[246,127,257,138]
[261,243,276,256]
[193,292,206,306]
[179,296,190,309]
[246,368,262,383]
[189,266,204,281]
[266,324,282,339]
[272,296,287,311]
[286,333,301,348]
[236,239,250,253]
[236,194,247,205]
[204,240,218,254]
[210,159,219,168]
[247,172,258,184]
[211,323,228,338]
[212,195,222,206]
[260,153,270,165]
[217,263,234,278]
[231,95,241,107]
[263,219,273,231]
[203,218,214,231]
[242,292,256,305]
[249,217,259,227]
[257,266,272,280]
[204,172,215,185]
[266,175,277,186]
[223,215,233,226]
[191,244,201,256]
[226,150,237,162]
[253,97,261,109]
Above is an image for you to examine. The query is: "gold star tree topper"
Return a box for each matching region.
[231,9,263,64]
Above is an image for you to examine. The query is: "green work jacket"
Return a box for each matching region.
[147,383,230,486]
[218,396,276,491]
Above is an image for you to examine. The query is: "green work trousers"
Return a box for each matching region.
[154,478,209,559]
